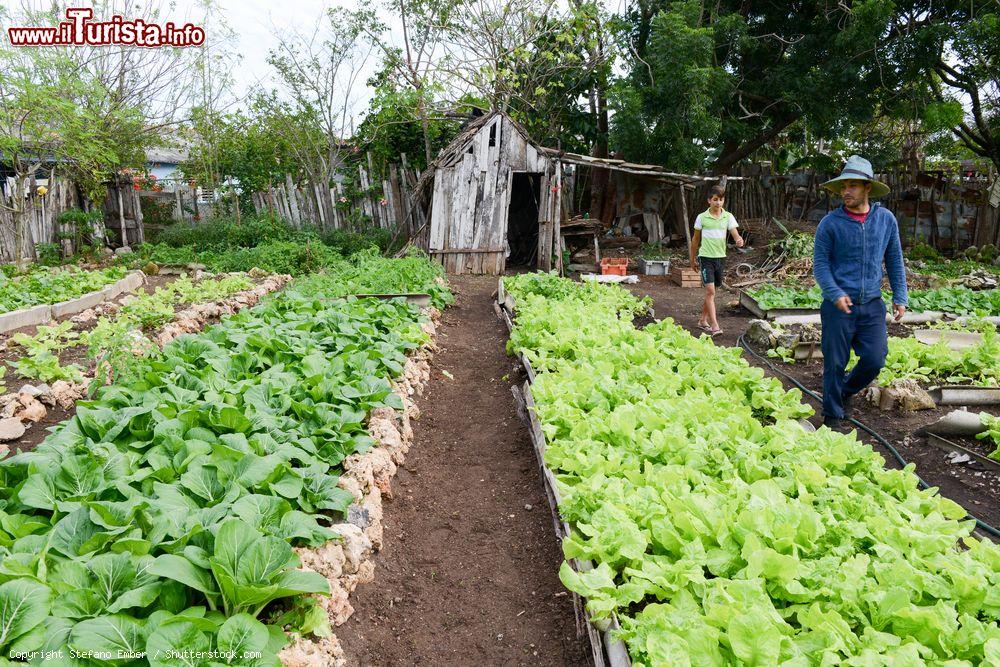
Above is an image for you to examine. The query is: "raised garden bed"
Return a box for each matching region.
[740,289,820,319]
[0,270,145,334]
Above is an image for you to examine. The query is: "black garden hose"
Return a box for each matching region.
[738,333,1000,541]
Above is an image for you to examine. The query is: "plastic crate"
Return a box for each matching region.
[639,258,670,276]
[600,257,629,276]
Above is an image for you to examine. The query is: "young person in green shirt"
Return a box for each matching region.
[689,185,743,336]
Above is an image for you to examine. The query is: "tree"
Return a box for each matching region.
[182,101,300,214]
[925,4,1000,169]
[612,0,936,174]
[182,2,244,218]
[439,0,586,117]
[14,1,211,194]
[266,8,370,194]
[350,0,456,166]
[0,42,142,266]
[354,61,464,170]
[1,1,227,264]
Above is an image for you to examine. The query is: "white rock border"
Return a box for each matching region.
[279,307,440,667]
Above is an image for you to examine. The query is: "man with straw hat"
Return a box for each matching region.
[813,155,908,432]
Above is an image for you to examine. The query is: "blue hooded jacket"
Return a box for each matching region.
[813,203,908,306]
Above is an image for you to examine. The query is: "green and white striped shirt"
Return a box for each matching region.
[694,208,738,258]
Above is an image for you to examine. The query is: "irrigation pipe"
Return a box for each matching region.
[737,334,1000,541]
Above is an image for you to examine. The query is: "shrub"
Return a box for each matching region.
[208,240,343,276]
[907,242,941,261]
[155,215,304,251]
[34,242,62,266]
[320,227,397,255]
[55,208,103,255]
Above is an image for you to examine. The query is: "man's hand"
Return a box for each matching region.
[690,258,698,271]
[835,295,853,314]
[735,236,745,248]
[893,303,906,322]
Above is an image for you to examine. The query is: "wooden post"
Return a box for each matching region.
[191,186,201,221]
[335,183,345,229]
[929,184,939,247]
[366,152,380,228]
[330,187,339,228]
[174,188,183,221]
[133,187,145,244]
[284,173,300,227]
[555,159,563,276]
[311,184,323,228]
[400,154,415,235]
[116,183,127,248]
[676,185,692,264]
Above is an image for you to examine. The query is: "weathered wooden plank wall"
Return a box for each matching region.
[426,115,556,275]
[103,175,145,249]
[0,176,129,262]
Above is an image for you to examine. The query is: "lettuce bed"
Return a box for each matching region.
[0,266,127,314]
[505,272,1000,666]
[0,268,445,665]
[748,284,1000,317]
[874,325,1000,388]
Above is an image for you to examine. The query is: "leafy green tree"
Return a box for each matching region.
[183,96,305,214]
[923,3,1000,169]
[266,8,367,194]
[0,45,143,266]
[354,61,459,171]
[612,0,942,174]
[350,0,457,166]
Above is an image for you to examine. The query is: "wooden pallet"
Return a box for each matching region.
[669,266,701,288]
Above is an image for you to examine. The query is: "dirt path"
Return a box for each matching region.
[338,275,589,666]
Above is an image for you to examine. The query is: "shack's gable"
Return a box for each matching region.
[428,113,554,274]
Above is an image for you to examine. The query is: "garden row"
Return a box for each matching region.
[0,257,450,664]
[763,318,1000,389]
[748,284,1000,317]
[504,272,1000,666]
[0,266,127,315]
[0,271,292,449]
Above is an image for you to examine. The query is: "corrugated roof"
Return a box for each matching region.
[145,146,188,164]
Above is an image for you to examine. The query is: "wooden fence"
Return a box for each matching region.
[103,175,145,249]
[249,156,420,237]
[0,174,148,263]
[0,176,91,262]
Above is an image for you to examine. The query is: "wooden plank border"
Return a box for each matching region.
[502,275,632,667]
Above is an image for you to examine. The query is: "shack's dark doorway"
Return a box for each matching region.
[506,172,541,268]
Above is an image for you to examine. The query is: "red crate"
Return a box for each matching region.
[600,257,628,276]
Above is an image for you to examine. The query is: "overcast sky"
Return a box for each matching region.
[4,0,394,122]
[198,0,388,121]
[207,0,373,97]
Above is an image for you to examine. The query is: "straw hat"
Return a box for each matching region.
[821,155,890,199]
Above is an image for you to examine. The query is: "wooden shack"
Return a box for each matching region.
[414,111,559,275]
[411,109,735,275]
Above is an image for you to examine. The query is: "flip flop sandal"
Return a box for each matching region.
[697,323,712,332]
[709,328,724,337]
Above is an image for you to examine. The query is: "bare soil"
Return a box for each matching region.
[337,275,589,667]
[626,277,1000,536]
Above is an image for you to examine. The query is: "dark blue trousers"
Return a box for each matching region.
[820,298,888,419]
